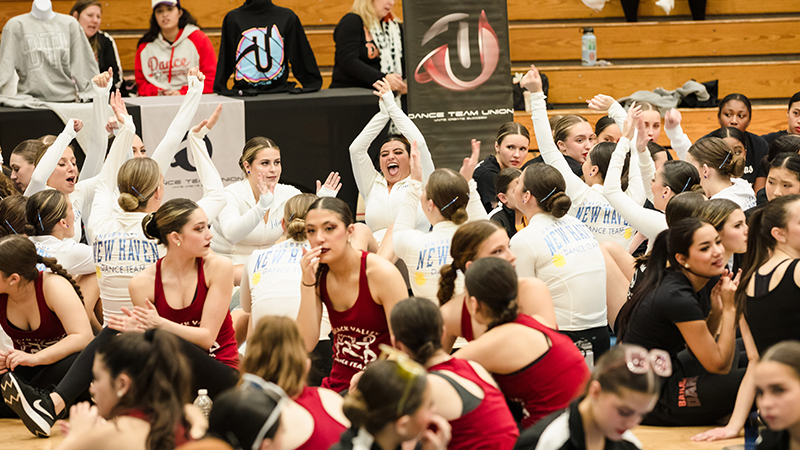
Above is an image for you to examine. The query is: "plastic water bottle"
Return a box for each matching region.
[193,389,213,419]
[744,410,759,450]
[581,28,597,66]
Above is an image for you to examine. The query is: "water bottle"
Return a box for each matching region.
[744,410,759,450]
[581,28,597,66]
[193,389,213,419]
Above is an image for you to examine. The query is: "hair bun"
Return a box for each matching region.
[547,192,572,218]
[142,213,160,241]
[118,192,142,212]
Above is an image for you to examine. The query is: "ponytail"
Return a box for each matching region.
[437,263,458,306]
[390,297,443,365]
[40,256,84,304]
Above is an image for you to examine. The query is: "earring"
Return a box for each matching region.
[117,390,124,398]
[176,241,181,247]
[247,171,250,174]
[662,195,665,199]
[684,263,690,269]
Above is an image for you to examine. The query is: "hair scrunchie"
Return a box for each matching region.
[36,255,44,264]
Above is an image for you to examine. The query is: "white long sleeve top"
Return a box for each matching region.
[510,213,607,331]
[714,177,756,210]
[29,235,95,276]
[603,137,668,242]
[392,179,487,300]
[531,92,643,250]
[350,91,434,243]
[245,238,331,340]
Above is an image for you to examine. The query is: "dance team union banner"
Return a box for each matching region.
[404,0,514,169]
[126,95,246,201]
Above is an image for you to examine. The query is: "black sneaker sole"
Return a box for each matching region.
[1,373,52,438]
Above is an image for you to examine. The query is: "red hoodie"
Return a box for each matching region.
[135,24,216,96]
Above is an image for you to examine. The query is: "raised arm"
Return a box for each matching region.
[298,247,324,352]
[215,179,274,244]
[462,140,489,222]
[665,109,692,160]
[380,85,435,180]
[189,105,226,222]
[349,94,390,198]
[25,119,82,196]
[392,144,424,259]
[79,70,113,182]
[587,94,626,130]
[151,69,205,177]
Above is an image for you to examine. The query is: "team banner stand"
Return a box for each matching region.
[404,0,514,169]
[125,95,246,201]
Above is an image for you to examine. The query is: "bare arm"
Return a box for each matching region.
[297,247,324,352]
[367,253,408,337]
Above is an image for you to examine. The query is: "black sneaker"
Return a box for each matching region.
[1,372,56,438]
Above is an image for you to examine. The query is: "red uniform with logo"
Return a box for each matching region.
[153,258,239,369]
[0,272,66,353]
[293,386,347,450]
[320,251,390,393]
[492,314,589,429]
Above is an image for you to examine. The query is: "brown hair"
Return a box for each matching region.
[495,122,530,147]
[11,139,43,166]
[391,297,443,365]
[25,190,69,236]
[762,341,800,380]
[688,137,745,178]
[283,193,318,242]
[0,235,83,302]
[464,257,519,330]
[592,344,660,395]
[70,0,102,55]
[117,158,161,212]
[697,198,740,232]
[143,198,199,247]
[238,137,279,175]
[0,196,28,237]
[240,316,307,397]
[425,169,469,225]
[437,220,502,305]
[553,115,590,146]
[520,164,571,218]
[0,172,20,199]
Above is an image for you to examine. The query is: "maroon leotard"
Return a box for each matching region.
[122,409,190,447]
[492,314,589,429]
[154,257,239,369]
[428,358,519,450]
[0,272,66,353]
[320,251,391,393]
[294,386,347,450]
[460,299,474,341]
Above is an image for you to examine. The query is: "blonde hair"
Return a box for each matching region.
[117,158,161,212]
[25,190,69,236]
[425,169,469,225]
[240,316,307,397]
[688,136,746,178]
[553,115,590,145]
[239,137,279,176]
[350,0,390,29]
[283,193,318,242]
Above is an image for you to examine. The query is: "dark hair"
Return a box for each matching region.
[438,220,502,305]
[342,360,427,434]
[768,135,800,163]
[70,0,102,54]
[738,195,800,320]
[238,137,279,175]
[0,172,20,198]
[464,257,518,330]
[426,169,469,225]
[98,330,191,450]
[0,235,83,302]
[647,141,669,161]
[391,297,443,365]
[0,196,28,237]
[208,386,282,449]
[495,122,530,147]
[307,197,354,285]
[769,153,800,184]
[589,141,630,191]
[762,341,800,380]
[617,217,710,339]
[138,5,199,46]
[520,164,571,218]
[592,344,660,396]
[494,167,522,202]
[788,92,800,110]
[709,127,748,155]
[380,135,411,154]
[659,160,702,197]
[143,198,199,246]
[595,116,616,136]
[664,191,706,227]
[689,137,746,178]
[25,190,69,236]
[718,93,753,119]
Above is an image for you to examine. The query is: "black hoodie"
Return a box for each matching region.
[214,0,322,95]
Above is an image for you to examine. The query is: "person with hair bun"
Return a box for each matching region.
[437,220,555,352]
[53,329,200,450]
[511,162,610,356]
[240,316,349,450]
[489,167,526,239]
[762,92,800,146]
[393,141,487,301]
[0,236,92,431]
[391,297,519,449]
[298,197,408,393]
[708,126,764,191]
[687,137,756,209]
[350,79,434,244]
[752,341,800,450]
[454,258,590,429]
[474,121,530,212]
[331,358,451,450]
[26,190,101,332]
[617,217,745,426]
[515,344,664,450]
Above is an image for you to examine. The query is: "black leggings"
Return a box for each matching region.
[55,327,239,407]
[0,353,85,418]
[561,325,611,363]
[620,0,707,21]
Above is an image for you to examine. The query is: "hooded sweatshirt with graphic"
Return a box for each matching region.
[213,0,322,95]
[135,24,216,96]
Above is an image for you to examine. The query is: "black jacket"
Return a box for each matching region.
[214,0,322,95]
[330,13,403,89]
[490,203,519,239]
[474,154,502,213]
[330,427,420,450]
[95,31,123,91]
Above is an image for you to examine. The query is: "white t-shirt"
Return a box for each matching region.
[510,213,607,331]
[29,235,95,276]
[713,177,757,210]
[245,239,331,340]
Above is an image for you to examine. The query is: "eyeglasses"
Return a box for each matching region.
[378,344,427,417]
[240,374,288,450]
[624,346,672,377]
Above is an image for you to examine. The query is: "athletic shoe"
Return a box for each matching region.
[1,372,56,438]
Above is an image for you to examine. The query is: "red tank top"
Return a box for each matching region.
[0,272,66,353]
[492,314,589,429]
[428,358,519,450]
[122,409,190,447]
[294,386,347,450]
[320,251,390,393]
[154,258,239,369]
[460,299,474,341]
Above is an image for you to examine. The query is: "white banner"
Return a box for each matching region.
[125,94,245,201]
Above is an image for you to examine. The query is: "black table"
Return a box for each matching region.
[0,88,386,213]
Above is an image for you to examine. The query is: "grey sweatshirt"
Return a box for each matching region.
[0,13,98,102]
